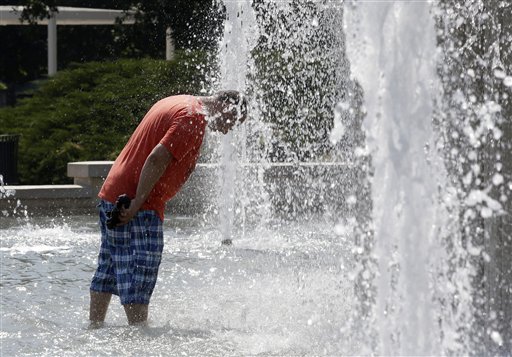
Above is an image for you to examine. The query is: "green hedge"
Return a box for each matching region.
[0,51,215,184]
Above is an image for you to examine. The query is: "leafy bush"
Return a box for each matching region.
[248,2,346,162]
[0,51,215,184]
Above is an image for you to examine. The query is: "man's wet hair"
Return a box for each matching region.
[214,90,248,122]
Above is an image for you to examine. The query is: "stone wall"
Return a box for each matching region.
[0,161,360,222]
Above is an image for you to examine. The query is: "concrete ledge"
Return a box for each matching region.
[67,161,113,199]
[4,184,91,199]
[67,161,113,178]
[1,161,363,218]
[1,161,111,216]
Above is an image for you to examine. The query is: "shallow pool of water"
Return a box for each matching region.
[1,214,354,356]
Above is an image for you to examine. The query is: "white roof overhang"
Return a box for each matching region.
[0,6,135,26]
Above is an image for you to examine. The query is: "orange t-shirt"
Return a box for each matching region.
[98,95,207,221]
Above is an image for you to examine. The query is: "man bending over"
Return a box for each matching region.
[89,91,247,327]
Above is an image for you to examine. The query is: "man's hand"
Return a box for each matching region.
[117,198,142,226]
[115,144,174,226]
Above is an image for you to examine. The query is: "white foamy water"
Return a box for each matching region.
[344,1,473,355]
[3,0,502,355]
[215,0,258,244]
[1,215,354,356]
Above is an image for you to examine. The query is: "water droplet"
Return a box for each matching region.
[493,69,506,79]
[490,331,503,346]
[492,173,504,186]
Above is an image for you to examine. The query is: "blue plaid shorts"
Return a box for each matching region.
[90,200,164,305]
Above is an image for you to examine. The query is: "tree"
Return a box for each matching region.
[0,0,224,99]
[0,51,214,184]
[249,0,349,162]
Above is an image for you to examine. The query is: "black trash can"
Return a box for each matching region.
[0,134,20,184]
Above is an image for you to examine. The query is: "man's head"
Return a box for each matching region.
[206,90,248,134]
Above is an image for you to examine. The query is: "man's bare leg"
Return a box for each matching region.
[123,304,149,326]
[89,291,112,328]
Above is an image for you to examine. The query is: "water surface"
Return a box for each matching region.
[1,215,354,356]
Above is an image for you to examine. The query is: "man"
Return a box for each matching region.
[88,91,247,327]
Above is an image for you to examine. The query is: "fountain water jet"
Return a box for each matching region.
[344,1,479,354]
[216,0,258,244]
[218,0,485,354]
[2,0,511,355]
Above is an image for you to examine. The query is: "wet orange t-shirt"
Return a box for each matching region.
[98,95,207,221]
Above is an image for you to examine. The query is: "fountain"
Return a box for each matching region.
[216,0,257,245]
[344,1,456,354]
[1,0,511,355]
[213,0,511,354]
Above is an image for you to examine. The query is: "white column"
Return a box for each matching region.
[47,14,57,76]
[165,27,174,61]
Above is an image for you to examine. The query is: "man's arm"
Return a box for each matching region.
[118,144,174,225]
